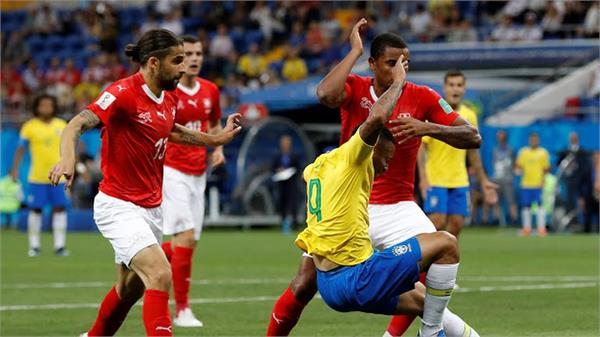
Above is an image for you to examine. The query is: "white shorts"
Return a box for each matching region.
[162,166,206,240]
[368,201,436,251]
[94,191,163,267]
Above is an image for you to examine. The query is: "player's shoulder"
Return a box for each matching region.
[52,117,67,127]
[405,82,436,96]
[198,77,219,91]
[347,73,371,85]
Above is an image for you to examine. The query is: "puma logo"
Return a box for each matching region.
[157,111,166,120]
[116,85,127,92]
[188,99,198,108]
[155,325,172,333]
[272,313,283,324]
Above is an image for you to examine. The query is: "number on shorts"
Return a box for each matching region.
[308,178,322,222]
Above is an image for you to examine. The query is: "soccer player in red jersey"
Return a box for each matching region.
[266,19,481,337]
[49,29,241,337]
[159,35,224,327]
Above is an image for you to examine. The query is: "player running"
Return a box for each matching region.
[160,35,224,327]
[418,70,497,237]
[11,94,69,257]
[298,53,462,337]
[266,19,480,337]
[49,29,241,337]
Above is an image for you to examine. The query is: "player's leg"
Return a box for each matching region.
[415,231,460,337]
[533,189,547,236]
[87,265,145,336]
[520,189,532,236]
[27,183,46,256]
[266,255,318,336]
[424,187,449,231]
[445,188,469,238]
[49,183,69,256]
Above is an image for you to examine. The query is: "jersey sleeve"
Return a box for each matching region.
[86,84,133,125]
[422,87,459,126]
[464,106,479,128]
[340,74,358,109]
[516,149,525,168]
[19,121,32,141]
[209,84,222,123]
[422,135,432,145]
[340,129,374,165]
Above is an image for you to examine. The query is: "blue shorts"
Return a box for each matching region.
[316,237,422,315]
[520,188,542,207]
[424,187,470,216]
[27,183,67,209]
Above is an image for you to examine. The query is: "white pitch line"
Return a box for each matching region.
[2,275,597,290]
[1,282,597,312]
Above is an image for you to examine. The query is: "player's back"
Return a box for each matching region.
[88,72,178,208]
[295,132,374,266]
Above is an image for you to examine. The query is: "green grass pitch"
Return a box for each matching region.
[1,227,598,336]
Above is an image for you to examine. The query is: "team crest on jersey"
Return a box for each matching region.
[95,92,116,110]
[360,97,373,111]
[177,100,185,110]
[138,112,152,124]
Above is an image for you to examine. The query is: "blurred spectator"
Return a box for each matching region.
[82,55,109,84]
[28,3,61,35]
[542,2,564,39]
[62,58,82,87]
[210,24,235,58]
[3,30,28,62]
[492,130,517,226]
[141,13,160,34]
[374,4,398,34]
[320,8,342,40]
[447,20,478,42]
[238,43,268,82]
[515,132,550,236]
[517,12,543,41]
[288,21,306,48]
[282,46,308,82]
[22,60,44,91]
[272,134,301,234]
[410,3,431,42]
[153,0,181,17]
[94,2,119,53]
[160,8,183,36]
[490,15,519,41]
[45,57,63,84]
[250,1,285,44]
[558,132,591,224]
[562,1,586,38]
[502,0,528,18]
[304,21,325,57]
[107,54,127,82]
[582,2,599,38]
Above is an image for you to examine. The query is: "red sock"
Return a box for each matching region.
[172,246,194,314]
[143,289,172,336]
[88,286,135,336]
[266,286,308,336]
[385,272,427,336]
[161,241,173,262]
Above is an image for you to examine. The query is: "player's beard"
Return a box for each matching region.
[159,70,182,91]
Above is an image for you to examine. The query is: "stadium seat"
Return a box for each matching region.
[245,30,264,47]
[45,35,64,52]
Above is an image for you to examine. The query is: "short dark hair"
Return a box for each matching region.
[181,35,200,44]
[32,94,58,117]
[370,33,408,59]
[444,69,465,83]
[124,29,182,65]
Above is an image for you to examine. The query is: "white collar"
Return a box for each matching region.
[369,84,403,102]
[177,80,201,96]
[141,84,164,104]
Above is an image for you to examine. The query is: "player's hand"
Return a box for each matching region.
[349,18,368,54]
[48,158,76,189]
[10,169,18,182]
[388,117,434,145]
[481,179,499,205]
[392,54,408,85]
[210,147,226,168]
[216,113,242,145]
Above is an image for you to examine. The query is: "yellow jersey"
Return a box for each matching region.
[516,146,550,188]
[422,104,478,188]
[19,117,66,184]
[295,131,374,266]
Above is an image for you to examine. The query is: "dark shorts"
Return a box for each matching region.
[316,237,422,315]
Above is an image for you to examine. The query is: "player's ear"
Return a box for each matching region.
[368,57,375,71]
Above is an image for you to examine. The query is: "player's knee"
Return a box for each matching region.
[175,231,196,248]
[291,271,317,302]
[438,231,459,262]
[148,266,172,290]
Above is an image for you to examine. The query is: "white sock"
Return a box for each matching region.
[28,212,42,249]
[421,263,459,336]
[442,308,480,337]
[521,208,531,230]
[52,212,67,249]
[536,208,546,232]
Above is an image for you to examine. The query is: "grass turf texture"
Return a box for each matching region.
[1,227,598,336]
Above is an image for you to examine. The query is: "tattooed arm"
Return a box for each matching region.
[169,113,242,147]
[49,109,101,187]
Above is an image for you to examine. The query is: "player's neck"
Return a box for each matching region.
[38,116,52,123]
[180,75,197,89]
[372,80,388,98]
[140,70,163,97]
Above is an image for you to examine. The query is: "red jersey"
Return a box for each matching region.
[164,78,221,175]
[87,72,178,208]
[340,74,459,204]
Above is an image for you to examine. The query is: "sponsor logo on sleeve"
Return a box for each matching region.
[438,98,453,114]
[95,92,116,110]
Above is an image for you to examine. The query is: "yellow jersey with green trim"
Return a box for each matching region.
[422,104,478,188]
[19,117,66,183]
[295,131,374,266]
[516,146,550,188]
